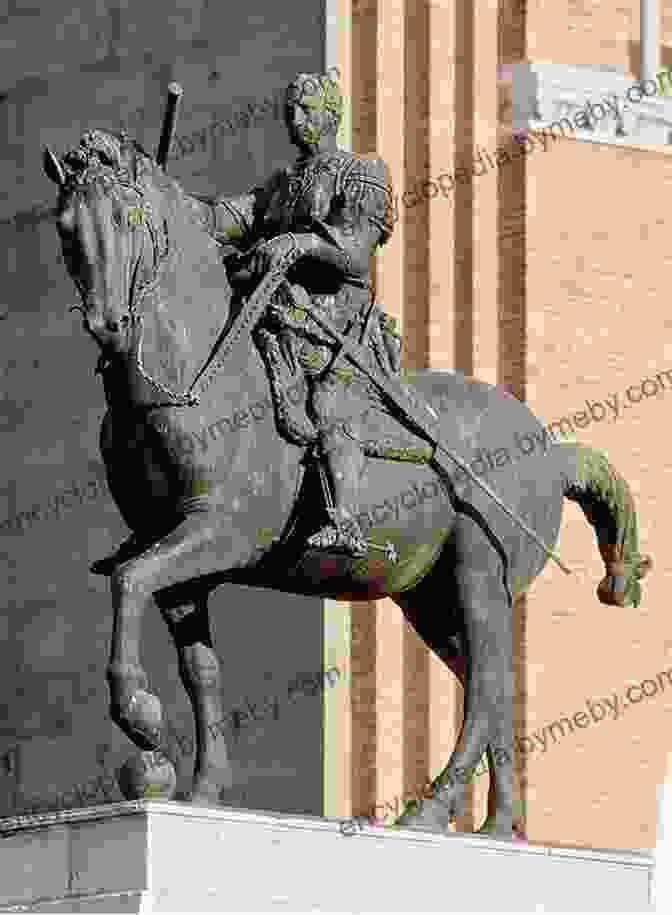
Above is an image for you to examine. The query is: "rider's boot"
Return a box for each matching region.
[306,426,368,558]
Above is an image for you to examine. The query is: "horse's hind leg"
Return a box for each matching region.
[158,591,234,805]
[396,521,513,836]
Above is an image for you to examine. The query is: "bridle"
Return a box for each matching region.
[64,158,199,407]
[67,176,169,326]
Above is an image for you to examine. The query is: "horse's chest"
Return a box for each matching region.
[100,412,173,518]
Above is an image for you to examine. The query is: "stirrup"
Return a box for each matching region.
[307,509,369,558]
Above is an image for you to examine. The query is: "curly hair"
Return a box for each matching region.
[284,71,344,136]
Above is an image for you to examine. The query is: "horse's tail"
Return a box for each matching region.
[560,441,652,608]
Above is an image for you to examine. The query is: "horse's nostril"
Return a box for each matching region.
[107,320,119,333]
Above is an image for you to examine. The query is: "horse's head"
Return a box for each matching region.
[43,129,174,354]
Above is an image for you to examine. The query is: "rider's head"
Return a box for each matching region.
[284,70,343,152]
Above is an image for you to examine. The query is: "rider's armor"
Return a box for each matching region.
[194,109,400,557]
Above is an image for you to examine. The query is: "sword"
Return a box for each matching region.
[156,82,184,169]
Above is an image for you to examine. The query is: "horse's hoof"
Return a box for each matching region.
[190,761,234,807]
[477,812,514,837]
[117,751,177,801]
[189,784,223,807]
[395,797,453,833]
[113,689,164,750]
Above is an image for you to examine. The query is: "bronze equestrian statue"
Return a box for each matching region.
[42,73,651,838]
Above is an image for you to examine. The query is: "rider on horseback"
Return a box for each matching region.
[193,71,400,557]
[90,70,402,574]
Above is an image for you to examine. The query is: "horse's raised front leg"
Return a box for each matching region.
[158,592,234,805]
[105,511,244,753]
[397,520,513,837]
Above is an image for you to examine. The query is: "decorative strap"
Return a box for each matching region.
[189,235,305,399]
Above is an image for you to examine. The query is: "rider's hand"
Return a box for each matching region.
[246,234,306,279]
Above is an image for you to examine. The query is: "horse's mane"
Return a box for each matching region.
[59,128,181,204]
[58,128,234,400]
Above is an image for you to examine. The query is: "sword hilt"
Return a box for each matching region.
[156,82,183,170]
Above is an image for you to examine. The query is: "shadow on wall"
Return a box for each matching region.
[9,665,343,816]
[168,88,287,163]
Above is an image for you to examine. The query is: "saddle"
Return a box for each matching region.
[253,281,432,463]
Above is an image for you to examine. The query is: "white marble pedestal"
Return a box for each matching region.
[0,802,653,912]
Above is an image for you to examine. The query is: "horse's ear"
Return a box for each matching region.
[43,146,66,187]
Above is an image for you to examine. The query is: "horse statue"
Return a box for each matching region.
[42,126,651,839]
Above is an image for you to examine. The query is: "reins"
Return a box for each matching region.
[67,168,203,407]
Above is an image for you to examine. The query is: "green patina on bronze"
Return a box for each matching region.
[320,80,344,118]
[360,438,433,463]
[394,751,492,824]
[285,298,306,323]
[300,348,324,372]
[285,74,343,146]
[381,314,399,336]
[299,81,344,120]
[256,527,274,546]
[300,93,324,111]
[657,67,672,97]
[378,445,432,463]
[510,574,529,598]
[331,365,354,385]
[561,441,644,607]
[299,124,323,144]
[350,526,449,592]
[220,223,244,243]
[127,206,144,226]
[191,479,210,497]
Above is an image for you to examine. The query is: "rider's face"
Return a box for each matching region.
[284,94,333,150]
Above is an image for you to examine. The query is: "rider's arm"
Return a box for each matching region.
[295,155,395,279]
[186,169,284,246]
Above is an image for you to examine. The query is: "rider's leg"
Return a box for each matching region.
[306,422,368,556]
[252,325,318,446]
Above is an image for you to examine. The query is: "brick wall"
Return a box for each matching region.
[327,0,672,851]
[523,134,672,848]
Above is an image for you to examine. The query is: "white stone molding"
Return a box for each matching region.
[651,750,672,911]
[510,62,672,148]
[641,0,660,85]
[0,801,654,912]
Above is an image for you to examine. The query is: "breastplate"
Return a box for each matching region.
[264,153,345,234]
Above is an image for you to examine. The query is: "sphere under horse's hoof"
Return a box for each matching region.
[117,751,177,801]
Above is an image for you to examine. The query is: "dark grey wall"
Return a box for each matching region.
[0,0,329,820]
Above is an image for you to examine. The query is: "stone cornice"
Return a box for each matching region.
[510,62,672,148]
[0,801,654,912]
